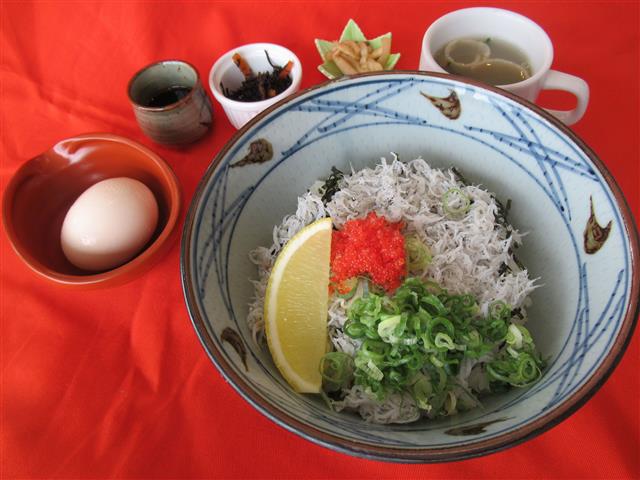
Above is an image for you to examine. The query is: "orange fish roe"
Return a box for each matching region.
[330,212,406,292]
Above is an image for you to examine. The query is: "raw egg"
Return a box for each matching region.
[60,177,159,271]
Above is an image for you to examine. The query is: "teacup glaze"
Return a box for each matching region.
[128,60,213,145]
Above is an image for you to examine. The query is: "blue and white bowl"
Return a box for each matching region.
[181,72,639,462]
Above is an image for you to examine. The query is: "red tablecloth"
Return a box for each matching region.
[2,1,639,478]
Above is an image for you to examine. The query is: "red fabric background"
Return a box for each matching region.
[2,1,639,478]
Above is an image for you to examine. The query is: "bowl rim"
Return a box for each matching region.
[208,42,303,112]
[3,132,182,288]
[180,70,639,462]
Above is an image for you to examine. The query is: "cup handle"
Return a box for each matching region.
[540,70,589,126]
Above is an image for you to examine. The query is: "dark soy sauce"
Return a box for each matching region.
[145,85,192,107]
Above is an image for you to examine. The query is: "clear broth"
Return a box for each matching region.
[435,37,532,86]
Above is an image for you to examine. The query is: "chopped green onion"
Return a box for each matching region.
[420,295,447,315]
[434,332,456,350]
[434,367,448,391]
[423,280,444,294]
[518,324,535,347]
[344,320,366,338]
[377,314,402,343]
[360,339,388,362]
[460,294,476,309]
[340,277,544,417]
[487,351,544,387]
[382,296,401,314]
[486,364,510,383]
[406,353,423,370]
[518,355,541,382]
[481,318,508,341]
[490,300,511,319]
[361,359,383,381]
[430,355,444,368]
[443,187,471,218]
[430,316,455,337]
[444,391,458,416]
[506,346,519,358]
[336,277,359,299]
[506,323,523,349]
[412,375,433,410]
[319,352,354,390]
[405,235,432,272]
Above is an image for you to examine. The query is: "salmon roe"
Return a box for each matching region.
[330,212,406,292]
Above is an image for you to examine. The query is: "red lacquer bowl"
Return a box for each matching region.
[2,133,181,288]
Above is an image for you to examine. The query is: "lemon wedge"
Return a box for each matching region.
[264,217,332,393]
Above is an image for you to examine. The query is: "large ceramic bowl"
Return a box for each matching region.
[181,72,638,462]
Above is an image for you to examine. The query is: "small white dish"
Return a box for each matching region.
[209,43,302,129]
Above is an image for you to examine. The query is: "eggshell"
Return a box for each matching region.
[60,177,159,271]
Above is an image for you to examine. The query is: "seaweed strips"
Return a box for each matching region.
[222,51,293,102]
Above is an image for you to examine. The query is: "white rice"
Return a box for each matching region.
[247,157,537,423]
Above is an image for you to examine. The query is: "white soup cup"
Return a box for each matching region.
[419,7,589,125]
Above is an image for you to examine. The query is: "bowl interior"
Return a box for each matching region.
[4,134,179,281]
[183,73,636,461]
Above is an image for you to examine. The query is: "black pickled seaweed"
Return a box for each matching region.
[498,263,510,276]
[222,51,293,102]
[493,196,512,230]
[453,168,511,221]
[491,195,526,276]
[500,250,526,277]
[509,249,526,271]
[320,167,344,205]
[451,167,470,186]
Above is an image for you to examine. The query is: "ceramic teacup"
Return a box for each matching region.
[419,7,589,125]
[128,60,213,145]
